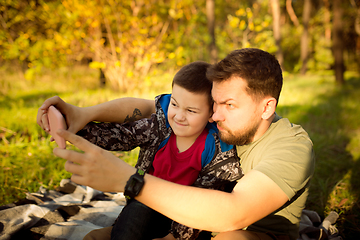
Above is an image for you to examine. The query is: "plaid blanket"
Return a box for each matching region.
[0,179,342,240]
[0,179,125,240]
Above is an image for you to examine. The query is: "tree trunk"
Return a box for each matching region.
[99,69,106,87]
[333,0,345,85]
[323,0,331,41]
[206,0,217,64]
[286,0,299,27]
[270,0,284,69]
[300,0,311,75]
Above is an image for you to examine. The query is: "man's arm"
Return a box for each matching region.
[55,130,288,233]
[138,169,288,232]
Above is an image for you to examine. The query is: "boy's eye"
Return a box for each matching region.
[188,109,197,113]
[171,102,177,107]
[228,104,234,108]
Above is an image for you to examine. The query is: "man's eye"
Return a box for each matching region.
[228,104,234,108]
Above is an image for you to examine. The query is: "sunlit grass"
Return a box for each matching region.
[1,66,359,238]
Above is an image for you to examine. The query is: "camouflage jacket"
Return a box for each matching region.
[77,94,244,240]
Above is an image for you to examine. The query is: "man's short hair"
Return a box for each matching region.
[206,48,283,104]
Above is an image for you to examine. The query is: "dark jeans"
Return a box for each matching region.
[111,199,172,240]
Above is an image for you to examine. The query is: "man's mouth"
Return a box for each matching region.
[216,123,226,131]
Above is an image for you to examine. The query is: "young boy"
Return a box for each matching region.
[76,61,243,240]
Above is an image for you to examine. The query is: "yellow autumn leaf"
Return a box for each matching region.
[235,8,245,16]
[126,71,134,77]
[168,52,176,59]
[91,20,99,28]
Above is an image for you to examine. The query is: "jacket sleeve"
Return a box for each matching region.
[76,116,158,151]
[76,94,172,163]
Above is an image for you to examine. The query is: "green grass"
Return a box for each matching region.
[278,72,360,238]
[1,66,359,238]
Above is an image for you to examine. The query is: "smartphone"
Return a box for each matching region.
[47,106,67,149]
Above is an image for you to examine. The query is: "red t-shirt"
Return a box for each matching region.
[150,129,209,185]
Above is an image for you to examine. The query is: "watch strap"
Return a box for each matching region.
[124,169,145,199]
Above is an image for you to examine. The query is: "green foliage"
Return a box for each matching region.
[217,1,276,54]
[2,0,360,86]
[0,0,73,77]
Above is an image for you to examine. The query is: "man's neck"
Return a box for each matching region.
[252,113,276,143]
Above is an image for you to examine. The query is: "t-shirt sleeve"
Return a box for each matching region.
[254,134,315,200]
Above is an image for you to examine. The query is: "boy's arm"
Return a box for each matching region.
[37,96,155,135]
[85,97,156,123]
[78,94,169,151]
[77,118,157,151]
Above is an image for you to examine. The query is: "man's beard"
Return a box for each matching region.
[217,121,260,146]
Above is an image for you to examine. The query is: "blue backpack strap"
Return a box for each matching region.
[201,122,234,167]
[157,94,172,150]
[158,94,171,128]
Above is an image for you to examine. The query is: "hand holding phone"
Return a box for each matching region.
[47,106,67,149]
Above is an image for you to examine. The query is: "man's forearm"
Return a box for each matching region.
[136,170,288,233]
[85,97,156,123]
[136,175,248,232]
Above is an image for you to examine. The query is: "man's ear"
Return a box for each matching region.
[261,98,277,120]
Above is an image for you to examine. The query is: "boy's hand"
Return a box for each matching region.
[37,96,89,135]
[53,130,135,192]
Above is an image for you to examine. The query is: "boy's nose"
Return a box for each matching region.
[175,112,186,121]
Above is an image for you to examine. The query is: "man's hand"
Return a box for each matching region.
[53,129,135,192]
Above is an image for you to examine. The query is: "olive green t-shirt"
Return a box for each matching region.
[236,114,315,240]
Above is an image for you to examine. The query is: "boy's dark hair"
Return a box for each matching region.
[206,48,283,104]
[172,61,213,107]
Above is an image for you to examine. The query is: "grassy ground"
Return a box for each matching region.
[278,72,360,238]
[1,66,359,238]
[0,65,172,205]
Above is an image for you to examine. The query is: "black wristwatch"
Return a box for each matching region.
[124,169,145,199]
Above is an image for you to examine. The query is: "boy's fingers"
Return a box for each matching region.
[41,96,63,109]
[41,112,50,132]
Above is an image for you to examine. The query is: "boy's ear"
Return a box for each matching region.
[261,97,277,120]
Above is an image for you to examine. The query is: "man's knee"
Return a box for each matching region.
[83,226,112,240]
[213,230,274,240]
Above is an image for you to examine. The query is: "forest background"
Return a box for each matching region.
[1,0,360,239]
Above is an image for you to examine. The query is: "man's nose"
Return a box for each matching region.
[212,104,223,122]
